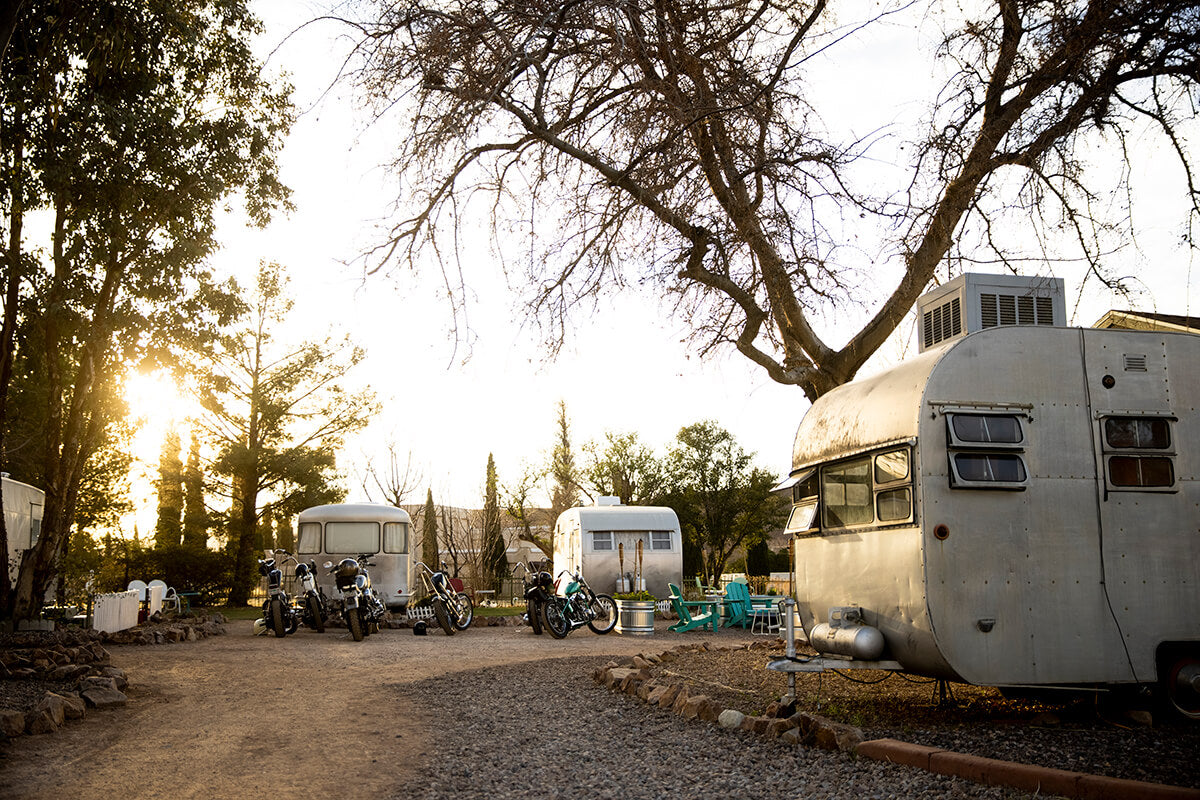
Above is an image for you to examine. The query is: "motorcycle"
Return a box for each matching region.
[515,559,555,635]
[290,554,328,633]
[541,568,617,639]
[324,554,387,641]
[258,551,300,637]
[414,561,473,635]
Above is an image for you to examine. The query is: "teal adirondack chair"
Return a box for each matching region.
[722,581,752,629]
[667,583,716,633]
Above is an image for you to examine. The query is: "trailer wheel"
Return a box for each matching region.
[1162,653,1200,721]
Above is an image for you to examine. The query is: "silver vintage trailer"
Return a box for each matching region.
[553,498,683,599]
[778,324,1200,717]
[296,503,412,610]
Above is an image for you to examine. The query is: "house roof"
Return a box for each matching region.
[1092,310,1200,333]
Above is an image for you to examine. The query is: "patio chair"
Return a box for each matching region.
[722,581,752,629]
[667,583,716,633]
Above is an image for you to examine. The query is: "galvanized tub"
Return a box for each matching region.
[615,600,656,635]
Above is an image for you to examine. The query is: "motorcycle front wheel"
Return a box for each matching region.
[269,598,287,638]
[431,598,455,635]
[541,597,570,639]
[451,593,473,630]
[348,609,364,641]
[587,593,618,635]
[306,594,325,633]
[526,598,543,635]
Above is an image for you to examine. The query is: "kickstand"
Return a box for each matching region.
[934,679,956,709]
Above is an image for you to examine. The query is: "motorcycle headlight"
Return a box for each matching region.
[431,572,446,591]
[355,574,368,590]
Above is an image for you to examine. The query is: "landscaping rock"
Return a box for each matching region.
[0,710,25,737]
[81,686,128,709]
[655,684,680,709]
[717,709,745,729]
[35,692,67,727]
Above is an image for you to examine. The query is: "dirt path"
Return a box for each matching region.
[0,620,709,800]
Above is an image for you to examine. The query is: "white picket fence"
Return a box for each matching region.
[92,589,138,633]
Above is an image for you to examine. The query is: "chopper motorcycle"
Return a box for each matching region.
[258,551,300,637]
[515,559,555,635]
[414,561,473,635]
[325,554,387,641]
[541,568,617,639]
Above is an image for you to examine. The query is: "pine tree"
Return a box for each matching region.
[422,488,438,569]
[154,430,184,549]
[480,454,508,593]
[181,432,208,550]
[549,400,579,521]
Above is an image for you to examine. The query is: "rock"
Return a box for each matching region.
[604,667,642,690]
[1125,709,1154,727]
[81,675,118,692]
[656,684,681,709]
[636,680,657,701]
[739,715,766,732]
[0,710,25,737]
[780,727,804,745]
[717,709,745,729]
[680,694,710,720]
[631,656,653,669]
[99,666,128,690]
[35,693,68,727]
[697,699,723,723]
[59,693,87,720]
[765,698,797,718]
[765,717,798,738]
[81,686,128,709]
[797,712,863,752]
[25,709,59,735]
[671,687,690,714]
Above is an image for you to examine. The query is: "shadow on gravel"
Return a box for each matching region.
[391,655,1020,800]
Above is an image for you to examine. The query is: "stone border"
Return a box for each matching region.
[593,642,1200,800]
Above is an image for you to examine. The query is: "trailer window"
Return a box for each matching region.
[948,413,1023,446]
[383,522,409,553]
[650,531,672,551]
[876,488,912,522]
[874,450,909,484]
[297,522,321,554]
[786,501,818,533]
[325,522,380,554]
[591,532,614,551]
[1104,417,1170,449]
[953,453,1026,483]
[822,457,874,526]
[1102,415,1175,490]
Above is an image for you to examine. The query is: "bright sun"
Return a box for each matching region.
[121,370,198,537]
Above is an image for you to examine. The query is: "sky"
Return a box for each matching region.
[127,1,1200,527]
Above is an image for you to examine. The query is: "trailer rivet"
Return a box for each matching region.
[934,524,950,540]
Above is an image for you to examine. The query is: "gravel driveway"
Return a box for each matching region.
[0,619,1185,799]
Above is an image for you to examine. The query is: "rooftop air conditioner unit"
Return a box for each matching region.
[916,273,1066,352]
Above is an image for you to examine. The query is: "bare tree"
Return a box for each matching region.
[346,1,1200,401]
[362,442,424,507]
[501,461,553,559]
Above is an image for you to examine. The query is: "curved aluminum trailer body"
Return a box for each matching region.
[296,503,413,609]
[785,325,1200,689]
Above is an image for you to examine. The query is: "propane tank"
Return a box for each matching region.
[809,605,885,660]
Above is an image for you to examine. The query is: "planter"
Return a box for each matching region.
[615,599,656,635]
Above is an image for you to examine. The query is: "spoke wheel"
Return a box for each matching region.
[451,593,474,630]
[348,608,364,641]
[306,595,325,633]
[586,594,618,635]
[269,599,287,637]
[432,598,455,635]
[541,597,569,639]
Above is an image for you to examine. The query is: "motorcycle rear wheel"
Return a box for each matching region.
[541,597,570,639]
[587,593,618,635]
[451,593,474,630]
[432,598,455,635]
[306,595,325,633]
[269,598,287,638]
[526,598,543,635]
[348,609,364,641]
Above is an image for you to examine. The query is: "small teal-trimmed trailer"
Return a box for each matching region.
[296,503,413,610]
[777,324,1200,717]
[553,498,683,599]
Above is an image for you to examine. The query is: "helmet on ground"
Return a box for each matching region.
[252,618,268,636]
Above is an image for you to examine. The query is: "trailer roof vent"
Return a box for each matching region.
[916,273,1066,352]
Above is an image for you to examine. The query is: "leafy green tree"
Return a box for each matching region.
[197,262,374,606]
[181,432,208,550]
[581,431,665,506]
[347,2,1200,402]
[0,0,291,622]
[479,453,508,593]
[664,421,787,584]
[154,429,184,549]
[421,488,439,570]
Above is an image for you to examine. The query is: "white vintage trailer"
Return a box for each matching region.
[779,324,1200,717]
[553,498,682,599]
[296,503,412,610]
[3,475,45,585]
